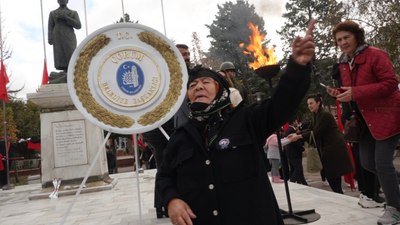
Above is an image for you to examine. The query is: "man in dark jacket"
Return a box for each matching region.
[158,20,316,225]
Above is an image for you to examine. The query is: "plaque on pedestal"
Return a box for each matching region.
[27,86,108,188]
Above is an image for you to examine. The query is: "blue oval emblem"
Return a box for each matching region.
[117,61,144,95]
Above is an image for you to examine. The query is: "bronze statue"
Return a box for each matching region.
[48,0,81,72]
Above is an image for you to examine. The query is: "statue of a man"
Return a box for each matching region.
[48,0,81,72]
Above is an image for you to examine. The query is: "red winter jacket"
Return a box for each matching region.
[338,46,400,140]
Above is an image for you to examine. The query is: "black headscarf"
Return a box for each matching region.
[187,67,231,122]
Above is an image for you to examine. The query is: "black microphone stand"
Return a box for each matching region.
[255,65,320,224]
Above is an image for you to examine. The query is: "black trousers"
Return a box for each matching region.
[352,143,380,198]
[327,177,343,194]
[288,157,308,185]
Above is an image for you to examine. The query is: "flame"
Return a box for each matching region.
[240,22,277,70]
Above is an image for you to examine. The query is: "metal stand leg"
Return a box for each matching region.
[60,132,112,225]
[132,133,143,222]
[276,130,320,224]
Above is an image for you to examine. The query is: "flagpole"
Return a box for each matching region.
[0,0,12,190]
[83,0,88,36]
[1,100,11,190]
[40,0,47,61]
[39,0,49,85]
[160,0,167,36]
[121,0,125,22]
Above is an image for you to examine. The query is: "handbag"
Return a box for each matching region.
[343,65,365,143]
[306,131,323,173]
[343,111,365,142]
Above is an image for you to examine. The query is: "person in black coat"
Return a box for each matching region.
[302,94,354,194]
[285,119,308,185]
[158,20,316,225]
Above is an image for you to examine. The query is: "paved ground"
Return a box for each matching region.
[304,152,400,198]
[121,152,400,199]
[0,151,398,225]
[0,168,386,225]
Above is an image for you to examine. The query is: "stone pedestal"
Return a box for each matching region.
[27,84,109,188]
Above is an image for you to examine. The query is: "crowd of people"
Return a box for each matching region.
[101,19,399,225]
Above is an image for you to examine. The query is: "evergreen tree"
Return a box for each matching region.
[277,0,346,117]
[8,100,40,139]
[345,0,400,74]
[191,32,206,66]
[206,0,272,102]
[278,0,344,61]
[0,106,18,142]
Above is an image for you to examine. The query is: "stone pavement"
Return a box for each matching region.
[303,151,400,199]
[0,167,388,225]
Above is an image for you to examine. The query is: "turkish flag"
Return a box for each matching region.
[0,59,9,102]
[42,60,49,85]
[27,141,41,151]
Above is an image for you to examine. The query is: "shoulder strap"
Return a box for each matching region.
[349,61,359,86]
[309,131,317,146]
[348,62,359,110]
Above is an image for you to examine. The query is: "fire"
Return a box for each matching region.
[240,22,277,70]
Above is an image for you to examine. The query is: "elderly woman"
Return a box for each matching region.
[158,20,316,225]
[327,20,400,225]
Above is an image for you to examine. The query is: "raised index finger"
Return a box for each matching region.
[305,19,316,37]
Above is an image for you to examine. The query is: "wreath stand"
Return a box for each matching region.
[256,65,320,224]
[60,132,113,225]
[62,22,189,225]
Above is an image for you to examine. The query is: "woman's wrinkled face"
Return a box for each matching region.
[307,98,320,113]
[187,77,219,104]
[335,31,358,57]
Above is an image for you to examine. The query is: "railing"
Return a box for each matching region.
[9,158,41,183]
[13,158,40,170]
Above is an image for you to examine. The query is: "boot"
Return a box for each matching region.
[272,176,284,183]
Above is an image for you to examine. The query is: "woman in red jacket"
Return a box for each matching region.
[328,20,400,225]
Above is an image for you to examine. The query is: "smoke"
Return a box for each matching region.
[253,0,285,17]
[251,0,287,59]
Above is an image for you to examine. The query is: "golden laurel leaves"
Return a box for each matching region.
[137,31,183,126]
[74,34,135,128]
[72,29,183,130]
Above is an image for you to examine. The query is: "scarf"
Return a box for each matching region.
[339,44,369,71]
[188,87,231,122]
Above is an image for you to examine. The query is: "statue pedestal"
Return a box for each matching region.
[27,84,109,188]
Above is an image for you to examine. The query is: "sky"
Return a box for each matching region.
[1,0,287,99]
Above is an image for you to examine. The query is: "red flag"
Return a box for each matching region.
[0,59,9,102]
[336,100,344,131]
[282,123,289,132]
[337,101,355,190]
[42,59,49,85]
[27,141,41,151]
[0,153,4,171]
[343,143,356,191]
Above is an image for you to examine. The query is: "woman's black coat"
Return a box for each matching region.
[158,59,311,225]
[310,111,354,179]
